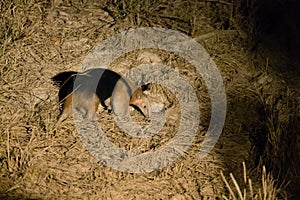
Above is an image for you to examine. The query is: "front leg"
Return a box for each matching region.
[104,97,112,110]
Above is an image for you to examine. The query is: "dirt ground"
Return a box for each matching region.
[0,0,299,199]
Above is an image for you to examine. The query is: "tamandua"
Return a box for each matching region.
[52,68,150,126]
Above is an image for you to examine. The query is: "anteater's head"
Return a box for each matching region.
[130,88,150,117]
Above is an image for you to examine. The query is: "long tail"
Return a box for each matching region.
[52,71,78,113]
[51,71,78,88]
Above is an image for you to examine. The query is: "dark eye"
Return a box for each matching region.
[143,105,147,109]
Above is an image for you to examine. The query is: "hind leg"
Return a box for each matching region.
[85,94,99,121]
[55,95,72,126]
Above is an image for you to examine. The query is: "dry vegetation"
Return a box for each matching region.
[1,0,299,199]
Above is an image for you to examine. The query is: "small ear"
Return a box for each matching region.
[136,90,142,99]
[133,88,143,99]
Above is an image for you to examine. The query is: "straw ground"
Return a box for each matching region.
[1,0,299,199]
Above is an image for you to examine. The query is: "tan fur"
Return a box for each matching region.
[56,92,99,126]
[130,88,150,117]
[110,80,150,117]
[53,69,150,126]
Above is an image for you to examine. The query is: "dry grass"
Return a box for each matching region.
[1,0,299,199]
[221,162,287,200]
